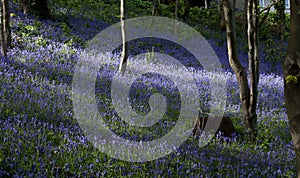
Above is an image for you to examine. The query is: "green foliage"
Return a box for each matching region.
[259,12,290,40]
[60,22,71,36]
[258,12,289,66]
[285,75,298,84]
[189,6,221,29]
[263,38,284,62]
[258,115,291,145]
[35,36,48,47]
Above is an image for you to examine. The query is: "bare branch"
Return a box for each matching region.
[258,1,284,28]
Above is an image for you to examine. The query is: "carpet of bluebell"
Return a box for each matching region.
[0,1,296,177]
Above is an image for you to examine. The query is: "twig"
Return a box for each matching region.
[259,3,275,28]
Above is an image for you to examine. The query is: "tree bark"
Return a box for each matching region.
[20,0,28,14]
[1,0,11,57]
[0,1,6,57]
[152,0,159,16]
[183,0,190,19]
[119,0,129,73]
[247,0,259,140]
[175,0,178,20]
[173,0,179,34]
[35,0,51,19]
[243,0,248,37]
[220,4,226,30]
[222,0,258,141]
[283,0,300,176]
[275,0,285,40]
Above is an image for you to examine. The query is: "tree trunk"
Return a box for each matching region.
[0,1,6,57]
[183,0,190,19]
[173,0,179,34]
[119,0,129,73]
[175,0,178,20]
[1,0,11,57]
[152,0,159,16]
[275,0,286,60]
[20,0,51,19]
[220,3,226,30]
[275,0,285,39]
[20,0,28,14]
[283,0,300,176]
[35,0,51,19]
[222,0,257,141]
[205,0,211,9]
[243,0,248,37]
[232,0,236,14]
[246,0,259,140]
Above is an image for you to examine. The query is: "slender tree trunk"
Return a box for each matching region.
[222,0,259,141]
[283,0,300,176]
[152,0,159,16]
[232,0,236,14]
[1,1,6,57]
[246,0,259,140]
[220,3,226,30]
[243,0,248,37]
[119,0,129,73]
[175,0,178,20]
[206,0,211,8]
[275,0,286,60]
[20,0,28,14]
[20,0,51,19]
[275,0,285,39]
[35,0,51,19]
[174,0,179,34]
[1,0,11,57]
[184,0,190,19]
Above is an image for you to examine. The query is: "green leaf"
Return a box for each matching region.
[285,75,298,84]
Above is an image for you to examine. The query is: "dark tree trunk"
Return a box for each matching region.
[283,0,300,176]
[175,0,178,19]
[20,0,51,19]
[20,0,28,14]
[34,0,51,19]
[173,0,179,34]
[1,0,11,57]
[275,0,285,40]
[246,0,259,140]
[183,0,190,19]
[243,0,248,37]
[152,0,159,16]
[220,3,226,30]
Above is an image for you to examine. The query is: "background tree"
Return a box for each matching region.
[274,0,285,40]
[152,0,159,16]
[174,0,178,20]
[183,0,190,19]
[119,0,129,73]
[283,0,300,176]
[1,0,11,57]
[173,0,179,34]
[20,0,51,19]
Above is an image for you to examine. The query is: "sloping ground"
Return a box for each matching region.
[0,1,295,177]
